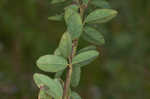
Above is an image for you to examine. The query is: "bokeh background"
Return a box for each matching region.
[0,0,150,99]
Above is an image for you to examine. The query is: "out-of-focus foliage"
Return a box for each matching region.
[0,0,150,99]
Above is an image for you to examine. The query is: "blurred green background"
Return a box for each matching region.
[0,0,150,99]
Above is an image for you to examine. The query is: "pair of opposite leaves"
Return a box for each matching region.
[36,48,99,73]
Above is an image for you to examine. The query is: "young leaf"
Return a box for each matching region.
[82,26,105,45]
[85,9,118,24]
[36,55,68,72]
[38,90,52,99]
[71,91,81,99]
[33,73,63,99]
[72,50,99,67]
[64,9,83,39]
[71,66,81,87]
[48,15,63,21]
[78,45,97,54]
[58,32,72,58]
[51,0,65,4]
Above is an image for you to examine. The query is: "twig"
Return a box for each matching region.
[62,0,88,98]
[62,39,78,99]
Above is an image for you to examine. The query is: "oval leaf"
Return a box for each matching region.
[72,50,99,67]
[58,32,72,58]
[71,66,81,87]
[36,55,68,72]
[82,26,105,45]
[64,9,83,39]
[33,73,63,99]
[85,9,118,24]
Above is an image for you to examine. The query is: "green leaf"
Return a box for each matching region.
[48,14,63,21]
[71,91,81,99]
[85,9,118,24]
[82,26,105,45]
[54,48,62,56]
[64,9,83,39]
[64,9,74,20]
[33,73,63,99]
[51,0,65,4]
[38,90,52,99]
[58,32,72,58]
[91,0,111,8]
[72,50,99,67]
[36,55,68,72]
[71,66,81,87]
[78,45,97,54]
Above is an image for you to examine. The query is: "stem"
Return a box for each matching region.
[62,40,78,99]
[62,64,72,99]
[63,0,87,98]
